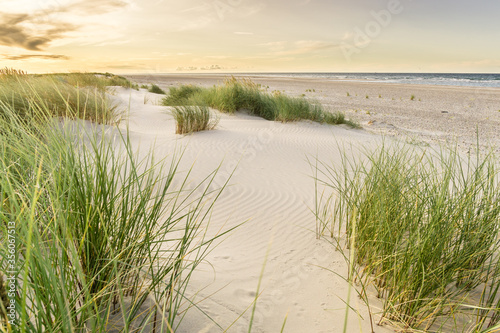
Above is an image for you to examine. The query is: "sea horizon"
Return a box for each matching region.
[137,72,500,88]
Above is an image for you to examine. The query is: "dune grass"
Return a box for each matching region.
[148,84,166,95]
[0,70,126,124]
[162,85,203,106]
[314,143,500,332]
[172,105,219,134]
[162,77,358,127]
[32,72,139,92]
[0,70,232,332]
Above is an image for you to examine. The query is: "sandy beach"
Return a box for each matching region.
[109,75,500,332]
[126,74,500,154]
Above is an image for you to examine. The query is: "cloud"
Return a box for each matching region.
[66,0,131,15]
[0,12,76,50]
[3,54,69,60]
[0,0,130,51]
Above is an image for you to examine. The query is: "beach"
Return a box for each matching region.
[105,75,497,332]
[126,74,500,154]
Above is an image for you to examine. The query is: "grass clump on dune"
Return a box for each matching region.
[162,77,357,127]
[163,84,203,105]
[0,69,232,332]
[315,143,500,332]
[0,69,123,124]
[172,105,219,134]
[148,83,166,95]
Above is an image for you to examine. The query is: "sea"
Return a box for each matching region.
[241,73,500,88]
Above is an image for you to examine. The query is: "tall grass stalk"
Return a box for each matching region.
[0,74,233,332]
[315,143,500,332]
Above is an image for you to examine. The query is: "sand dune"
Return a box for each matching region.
[111,75,500,331]
[110,86,392,332]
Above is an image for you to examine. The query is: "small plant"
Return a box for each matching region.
[140,84,148,89]
[365,95,369,99]
[346,92,350,97]
[410,95,415,101]
[148,83,166,94]
[301,93,306,97]
[172,105,219,134]
[378,94,382,98]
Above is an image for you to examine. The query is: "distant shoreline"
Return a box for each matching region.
[124,72,500,88]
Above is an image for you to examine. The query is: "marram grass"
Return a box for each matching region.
[0,70,124,124]
[172,105,219,134]
[148,84,166,95]
[0,71,233,332]
[314,143,500,332]
[162,77,358,127]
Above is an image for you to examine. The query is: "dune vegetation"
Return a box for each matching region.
[0,69,140,124]
[171,105,219,134]
[314,143,500,332]
[162,77,358,129]
[0,70,230,332]
[148,84,166,95]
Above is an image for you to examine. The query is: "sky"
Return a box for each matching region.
[0,0,499,73]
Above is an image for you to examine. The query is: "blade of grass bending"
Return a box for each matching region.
[343,207,357,333]
[280,311,289,333]
[248,240,272,333]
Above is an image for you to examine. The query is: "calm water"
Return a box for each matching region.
[241,73,500,88]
